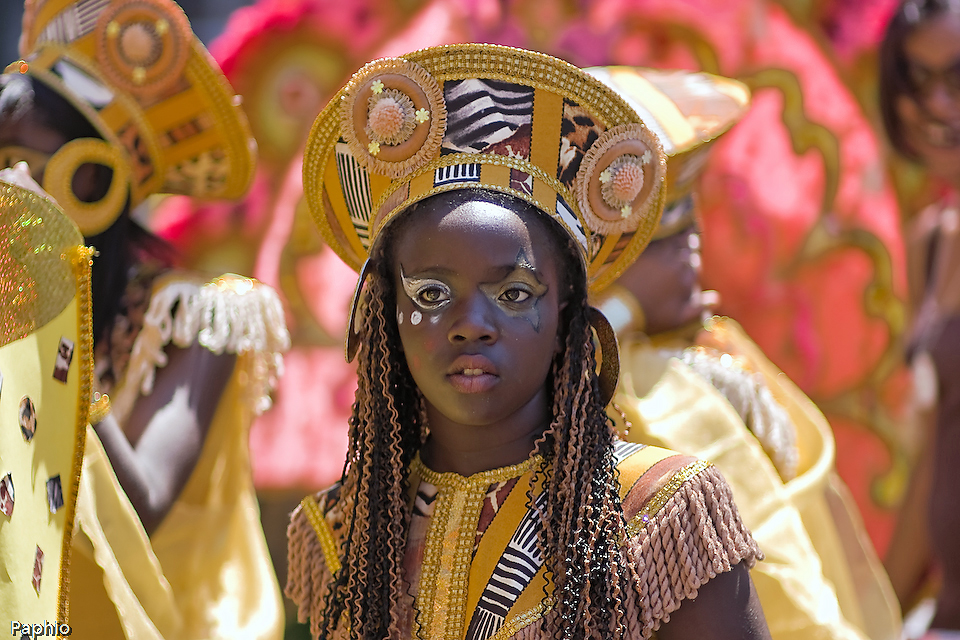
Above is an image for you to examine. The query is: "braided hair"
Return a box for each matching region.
[319,189,641,640]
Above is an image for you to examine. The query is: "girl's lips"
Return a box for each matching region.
[446,354,499,393]
[447,372,499,394]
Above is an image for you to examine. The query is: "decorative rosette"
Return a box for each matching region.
[575,123,665,236]
[341,58,446,178]
[95,0,192,98]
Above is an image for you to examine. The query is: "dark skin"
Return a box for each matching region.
[0,107,232,537]
[616,224,706,333]
[391,195,770,638]
[392,199,561,476]
[884,11,960,624]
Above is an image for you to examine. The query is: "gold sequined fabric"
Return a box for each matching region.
[0,182,83,348]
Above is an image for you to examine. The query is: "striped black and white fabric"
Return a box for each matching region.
[465,491,547,640]
[335,143,373,247]
[443,79,534,154]
[37,0,110,46]
[434,163,481,187]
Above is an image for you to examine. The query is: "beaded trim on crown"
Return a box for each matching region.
[6,0,256,234]
[303,43,668,293]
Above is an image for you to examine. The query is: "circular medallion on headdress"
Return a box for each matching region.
[95,0,192,98]
[341,58,445,178]
[575,123,665,237]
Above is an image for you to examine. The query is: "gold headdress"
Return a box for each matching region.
[0,166,90,626]
[6,0,256,235]
[303,44,668,296]
[586,67,750,239]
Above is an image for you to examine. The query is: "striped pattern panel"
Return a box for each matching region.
[465,440,646,640]
[613,439,646,463]
[465,491,547,640]
[335,143,372,247]
[554,195,587,252]
[443,79,534,154]
[37,0,110,46]
[434,163,481,187]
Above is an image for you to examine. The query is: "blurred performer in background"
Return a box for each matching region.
[592,66,901,640]
[879,0,960,635]
[0,0,289,637]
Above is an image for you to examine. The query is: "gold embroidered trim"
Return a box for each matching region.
[410,452,542,490]
[406,44,639,130]
[412,454,539,638]
[60,244,94,626]
[301,496,341,575]
[625,459,712,538]
[489,597,556,640]
[369,152,589,248]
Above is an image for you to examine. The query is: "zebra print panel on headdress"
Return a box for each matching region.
[442,79,534,155]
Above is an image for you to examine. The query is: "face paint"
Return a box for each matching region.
[411,310,423,325]
[398,310,404,325]
[478,265,549,332]
[400,265,453,312]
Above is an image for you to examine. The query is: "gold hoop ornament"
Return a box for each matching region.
[95,0,193,99]
[341,58,446,178]
[586,306,620,407]
[42,139,131,236]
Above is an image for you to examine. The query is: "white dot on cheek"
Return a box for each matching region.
[411,310,422,326]
[430,314,439,325]
[397,310,403,325]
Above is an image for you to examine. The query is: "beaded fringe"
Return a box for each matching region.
[112,276,290,421]
[286,498,339,640]
[500,465,763,640]
[287,466,761,640]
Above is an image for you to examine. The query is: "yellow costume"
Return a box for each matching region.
[68,270,289,640]
[0,169,90,631]
[5,0,288,637]
[591,68,901,640]
[289,442,762,639]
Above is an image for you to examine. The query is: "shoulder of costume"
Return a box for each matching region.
[612,440,763,637]
[286,485,344,621]
[115,270,290,417]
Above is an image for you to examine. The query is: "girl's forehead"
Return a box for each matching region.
[393,198,541,255]
[906,12,960,65]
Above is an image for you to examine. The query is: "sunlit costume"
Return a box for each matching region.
[433,0,910,557]
[286,43,763,639]
[7,0,289,637]
[0,168,90,631]
[149,0,446,493]
[588,67,900,640]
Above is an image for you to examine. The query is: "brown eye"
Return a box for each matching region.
[414,283,451,310]
[500,287,531,303]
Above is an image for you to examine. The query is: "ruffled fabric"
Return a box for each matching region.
[112,273,290,422]
[286,459,762,640]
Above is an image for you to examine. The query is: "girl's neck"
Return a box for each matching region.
[419,389,551,477]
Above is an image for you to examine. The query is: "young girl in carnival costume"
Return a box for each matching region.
[880,0,960,635]
[1,0,288,637]
[287,43,770,639]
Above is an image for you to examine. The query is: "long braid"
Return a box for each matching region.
[319,262,423,640]
[319,189,641,639]
[536,292,640,640]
